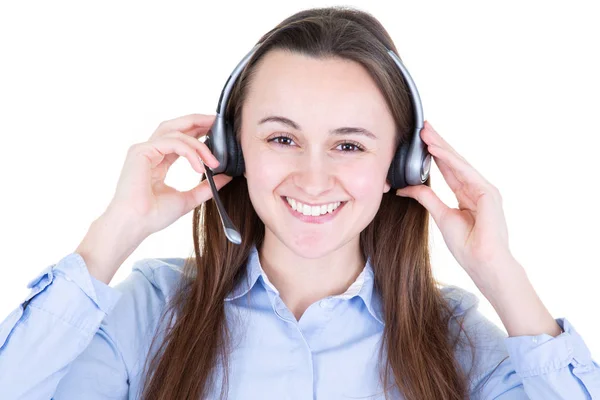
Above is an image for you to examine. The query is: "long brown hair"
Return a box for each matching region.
[138,6,494,399]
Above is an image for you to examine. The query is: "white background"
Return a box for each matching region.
[1,1,598,359]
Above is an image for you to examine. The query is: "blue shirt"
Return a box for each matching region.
[0,244,598,399]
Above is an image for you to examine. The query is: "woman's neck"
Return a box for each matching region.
[258,234,365,320]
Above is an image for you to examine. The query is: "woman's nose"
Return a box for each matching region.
[292,154,336,197]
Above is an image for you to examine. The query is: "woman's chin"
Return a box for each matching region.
[282,236,343,258]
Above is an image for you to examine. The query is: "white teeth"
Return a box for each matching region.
[285,197,342,216]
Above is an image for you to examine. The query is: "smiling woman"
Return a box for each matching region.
[0,4,598,400]
[132,6,598,400]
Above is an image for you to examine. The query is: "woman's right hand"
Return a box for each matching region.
[106,113,233,240]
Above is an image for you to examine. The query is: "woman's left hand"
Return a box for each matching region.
[396,123,564,338]
[395,121,516,285]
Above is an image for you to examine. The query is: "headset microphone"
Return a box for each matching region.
[204,43,430,245]
[203,166,242,245]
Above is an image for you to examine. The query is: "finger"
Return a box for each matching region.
[427,143,491,190]
[427,143,495,211]
[428,145,462,192]
[137,137,207,175]
[422,121,472,168]
[421,121,455,151]
[152,113,217,138]
[397,184,450,226]
[182,174,234,214]
[162,131,220,169]
[429,149,480,210]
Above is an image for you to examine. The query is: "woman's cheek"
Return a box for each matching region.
[246,153,290,193]
[343,162,383,197]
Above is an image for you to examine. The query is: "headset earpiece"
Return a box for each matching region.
[224,120,245,177]
[387,142,410,190]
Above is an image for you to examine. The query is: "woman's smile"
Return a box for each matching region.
[280,195,347,224]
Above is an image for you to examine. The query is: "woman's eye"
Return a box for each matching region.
[336,142,364,152]
[268,135,365,153]
[269,136,296,146]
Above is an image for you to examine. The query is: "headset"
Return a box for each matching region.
[203,42,431,245]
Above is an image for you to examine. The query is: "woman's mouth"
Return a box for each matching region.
[281,196,347,224]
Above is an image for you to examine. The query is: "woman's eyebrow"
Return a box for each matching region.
[258,115,377,140]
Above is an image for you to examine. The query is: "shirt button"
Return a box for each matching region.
[319,299,331,308]
[532,337,538,343]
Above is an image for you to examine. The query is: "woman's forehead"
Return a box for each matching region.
[244,50,394,132]
[248,50,382,100]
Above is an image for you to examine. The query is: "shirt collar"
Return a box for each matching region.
[224,244,383,325]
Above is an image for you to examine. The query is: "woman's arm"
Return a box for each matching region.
[447,286,600,399]
[0,252,128,399]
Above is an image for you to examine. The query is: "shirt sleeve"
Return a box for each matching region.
[0,252,127,399]
[452,288,600,399]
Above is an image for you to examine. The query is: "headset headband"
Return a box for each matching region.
[208,42,429,185]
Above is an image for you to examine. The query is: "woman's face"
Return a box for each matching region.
[240,49,397,258]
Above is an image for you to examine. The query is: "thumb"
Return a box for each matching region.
[182,174,233,213]
[396,185,449,224]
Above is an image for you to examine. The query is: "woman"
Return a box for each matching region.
[0,6,598,400]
